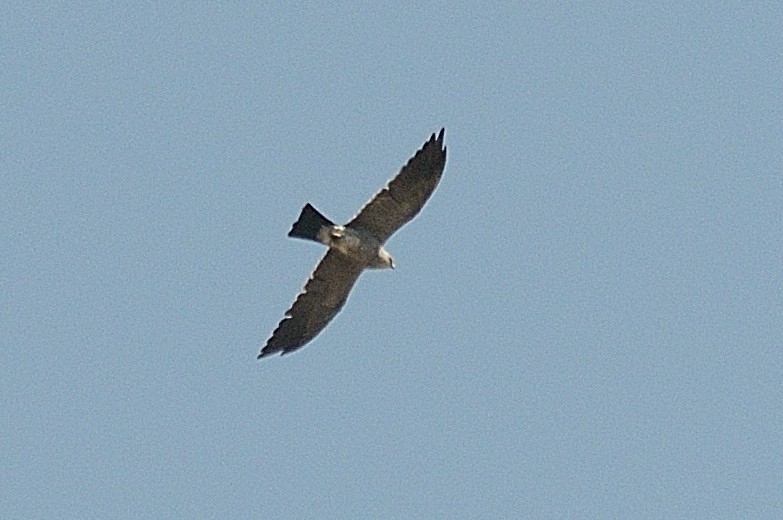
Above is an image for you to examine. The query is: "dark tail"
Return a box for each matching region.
[288,203,334,242]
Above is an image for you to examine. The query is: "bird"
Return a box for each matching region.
[258,128,447,358]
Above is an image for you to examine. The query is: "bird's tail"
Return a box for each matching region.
[288,203,334,242]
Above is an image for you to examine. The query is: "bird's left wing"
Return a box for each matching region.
[258,250,364,357]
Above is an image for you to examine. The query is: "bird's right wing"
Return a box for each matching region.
[347,128,447,243]
[258,250,364,357]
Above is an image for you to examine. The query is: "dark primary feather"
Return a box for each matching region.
[347,128,447,243]
[258,250,364,357]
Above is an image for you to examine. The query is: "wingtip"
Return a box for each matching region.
[435,127,446,158]
[258,343,298,359]
[257,342,279,359]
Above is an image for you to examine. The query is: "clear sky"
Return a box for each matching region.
[2,3,781,518]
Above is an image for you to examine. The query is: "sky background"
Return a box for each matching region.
[2,3,781,518]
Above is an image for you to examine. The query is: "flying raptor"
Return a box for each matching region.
[258,128,447,358]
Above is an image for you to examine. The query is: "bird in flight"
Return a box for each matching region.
[258,128,447,358]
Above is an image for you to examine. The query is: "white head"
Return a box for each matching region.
[375,248,394,269]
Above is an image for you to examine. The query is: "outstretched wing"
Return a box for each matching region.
[258,250,364,357]
[347,128,447,243]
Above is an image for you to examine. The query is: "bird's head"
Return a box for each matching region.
[377,248,394,270]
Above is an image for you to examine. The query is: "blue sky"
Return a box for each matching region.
[2,3,781,518]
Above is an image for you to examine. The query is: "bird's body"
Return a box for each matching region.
[258,128,447,358]
[322,226,393,270]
